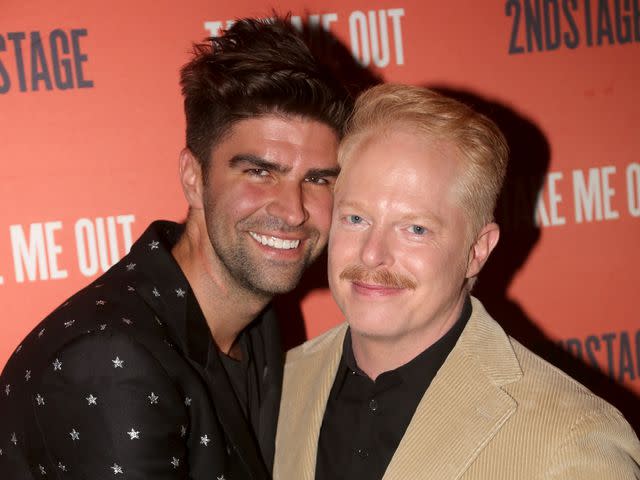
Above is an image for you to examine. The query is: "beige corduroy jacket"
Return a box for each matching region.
[274,297,640,479]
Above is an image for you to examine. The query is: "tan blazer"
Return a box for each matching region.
[274,297,640,479]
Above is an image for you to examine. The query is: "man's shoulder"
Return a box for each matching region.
[285,323,348,364]
[508,337,619,414]
[466,298,630,426]
[1,266,165,381]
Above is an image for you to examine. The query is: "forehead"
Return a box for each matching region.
[212,114,339,165]
[336,130,462,202]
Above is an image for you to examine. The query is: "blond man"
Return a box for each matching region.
[274,84,640,479]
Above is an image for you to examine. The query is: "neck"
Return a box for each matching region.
[172,215,270,354]
[350,294,466,380]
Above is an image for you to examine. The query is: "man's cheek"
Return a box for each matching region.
[312,197,334,232]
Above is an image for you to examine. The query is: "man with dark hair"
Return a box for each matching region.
[0,17,351,480]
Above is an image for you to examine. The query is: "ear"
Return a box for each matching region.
[465,222,500,279]
[179,148,204,210]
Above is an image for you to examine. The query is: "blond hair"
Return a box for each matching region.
[338,84,509,235]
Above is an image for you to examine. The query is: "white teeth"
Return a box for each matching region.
[249,232,300,250]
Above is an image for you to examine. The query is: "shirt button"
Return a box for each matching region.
[368,398,378,413]
[354,448,369,459]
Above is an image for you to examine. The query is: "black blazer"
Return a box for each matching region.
[0,221,283,480]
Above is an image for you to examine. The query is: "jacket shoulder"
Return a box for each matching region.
[508,337,612,409]
[1,269,165,383]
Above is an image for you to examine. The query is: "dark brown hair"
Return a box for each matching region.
[180,16,352,170]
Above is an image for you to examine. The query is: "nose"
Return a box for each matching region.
[359,226,393,268]
[265,181,309,227]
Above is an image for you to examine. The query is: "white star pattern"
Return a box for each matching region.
[96,300,106,306]
[171,457,180,468]
[149,240,159,250]
[148,392,159,404]
[39,464,46,475]
[4,384,10,396]
[58,462,67,471]
[218,475,226,480]
[152,287,161,297]
[175,288,186,298]
[112,356,124,368]
[36,394,45,406]
[127,428,140,440]
[38,328,46,337]
[122,317,132,325]
[184,397,192,406]
[100,324,107,330]
[69,429,80,441]
[53,358,62,371]
[64,319,75,328]
[200,434,211,446]
[86,394,98,405]
[127,285,135,292]
[180,425,186,437]
[25,370,31,381]
[126,262,136,271]
[11,432,17,445]
[111,463,123,474]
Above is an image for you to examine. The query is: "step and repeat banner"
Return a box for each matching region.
[1,1,639,425]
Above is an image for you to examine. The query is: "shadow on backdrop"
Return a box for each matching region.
[433,86,639,433]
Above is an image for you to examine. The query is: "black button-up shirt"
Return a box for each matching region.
[315,298,471,480]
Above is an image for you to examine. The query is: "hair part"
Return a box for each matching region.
[179,16,352,176]
[337,83,509,236]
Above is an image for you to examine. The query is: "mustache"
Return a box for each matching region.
[339,265,417,290]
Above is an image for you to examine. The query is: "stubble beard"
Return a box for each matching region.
[206,216,320,298]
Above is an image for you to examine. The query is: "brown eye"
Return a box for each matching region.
[247,169,269,177]
[305,176,329,185]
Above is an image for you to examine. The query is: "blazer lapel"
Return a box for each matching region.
[383,298,523,480]
[274,324,348,480]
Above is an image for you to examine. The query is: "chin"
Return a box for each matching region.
[347,314,404,342]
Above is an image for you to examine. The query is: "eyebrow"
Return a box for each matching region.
[229,154,340,178]
[306,167,340,178]
[229,154,289,173]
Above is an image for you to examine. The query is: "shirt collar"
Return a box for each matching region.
[335,296,472,396]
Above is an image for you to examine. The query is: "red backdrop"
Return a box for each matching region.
[1,0,639,427]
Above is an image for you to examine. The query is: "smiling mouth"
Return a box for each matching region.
[249,232,301,250]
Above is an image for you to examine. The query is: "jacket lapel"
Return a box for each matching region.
[273,324,348,480]
[383,298,523,480]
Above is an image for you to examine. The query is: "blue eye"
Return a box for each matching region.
[346,215,363,224]
[409,225,427,235]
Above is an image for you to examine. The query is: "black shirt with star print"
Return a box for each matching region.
[0,221,282,480]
